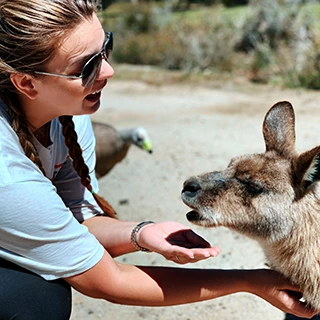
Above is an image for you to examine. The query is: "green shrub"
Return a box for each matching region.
[236,0,304,52]
[163,16,240,71]
[221,0,249,7]
[100,2,160,34]
[100,0,320,90]
[279,35,320,89]
[113,32,169,65]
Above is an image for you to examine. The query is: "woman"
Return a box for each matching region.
[0,1,316,319]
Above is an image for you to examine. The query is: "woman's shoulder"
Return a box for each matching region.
[51,114,93,142]
[73,114,94,145]
[0,99,11,123]
[73,114,92,132]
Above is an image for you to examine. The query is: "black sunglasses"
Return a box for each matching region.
[34,32,113,88]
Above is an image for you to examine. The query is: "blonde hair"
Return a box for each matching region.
[0,0,117,218]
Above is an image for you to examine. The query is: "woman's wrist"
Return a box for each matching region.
[130,221,155,252]
[239,269,275,295]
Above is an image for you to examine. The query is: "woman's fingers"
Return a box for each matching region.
[167,246,221,264]
[276,290,318,318]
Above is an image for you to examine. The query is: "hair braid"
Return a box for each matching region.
[59,115,117,219]
[7,99,46,176]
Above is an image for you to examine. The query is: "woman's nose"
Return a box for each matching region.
[97,59,114,80]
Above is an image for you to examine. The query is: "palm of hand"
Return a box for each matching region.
[139,221,220,264]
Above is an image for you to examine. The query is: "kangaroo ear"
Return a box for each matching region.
[297,146,320,192]
[262,101,296,157]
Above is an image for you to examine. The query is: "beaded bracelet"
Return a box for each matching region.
[130,221,155,252]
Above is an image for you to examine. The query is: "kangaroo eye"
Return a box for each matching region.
[237,178,266,196]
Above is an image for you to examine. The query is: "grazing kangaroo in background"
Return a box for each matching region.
[181,101,320,309]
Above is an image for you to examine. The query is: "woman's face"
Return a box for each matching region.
[31,13,114,122]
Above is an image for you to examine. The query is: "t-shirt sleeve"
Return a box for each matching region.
[0,181,105,280]
[0,117,104,280]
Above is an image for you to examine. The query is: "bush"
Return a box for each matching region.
[100,0,320,90]
[277,29,320,89]
[221,0,249,7]
[113,32,169,65]
[100,2,160,34]
[233,0,320,88]
[236,0,304,52]
[162,16,241,71]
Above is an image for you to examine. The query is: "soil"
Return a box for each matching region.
[70,67,320,320]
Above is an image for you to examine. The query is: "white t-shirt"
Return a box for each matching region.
[0,101,105,280]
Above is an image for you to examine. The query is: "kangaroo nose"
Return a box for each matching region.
[182,178,201,198]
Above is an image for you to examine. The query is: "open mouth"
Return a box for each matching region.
[186,210,201,222]
[85,90,101,103]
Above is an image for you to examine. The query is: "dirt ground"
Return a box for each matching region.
[70,68,320,320]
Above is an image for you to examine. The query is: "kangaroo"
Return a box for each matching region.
[181,101,320,309]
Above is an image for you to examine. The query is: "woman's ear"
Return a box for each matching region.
[10,73,38,99]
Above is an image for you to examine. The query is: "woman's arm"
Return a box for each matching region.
[79,216,317,318]
[64,251,316,318]
[82,217,221,262]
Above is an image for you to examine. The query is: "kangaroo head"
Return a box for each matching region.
[181,101,320,241]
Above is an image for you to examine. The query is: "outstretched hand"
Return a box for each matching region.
[137,221,220,264]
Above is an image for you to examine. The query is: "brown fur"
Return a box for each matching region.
[181,101,320,309]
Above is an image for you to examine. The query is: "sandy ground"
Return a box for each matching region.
[70,69,320,320]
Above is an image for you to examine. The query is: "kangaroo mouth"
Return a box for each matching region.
[186,209,220,228]
[186,210,201,222]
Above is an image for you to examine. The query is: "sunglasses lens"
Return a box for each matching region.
[82,55,102,88]
[104,33,113,59]
[81,32,113,88]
